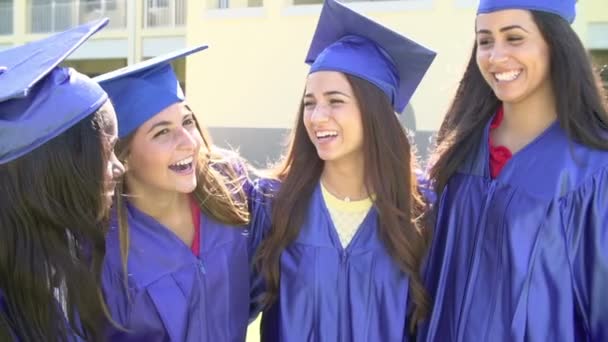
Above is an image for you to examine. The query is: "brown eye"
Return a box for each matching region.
[153,128,170,138]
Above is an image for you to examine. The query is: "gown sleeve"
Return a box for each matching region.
[561,166,608,341]
[103,267,186,342]
[246,177,279,321]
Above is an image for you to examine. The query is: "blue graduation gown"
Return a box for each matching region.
[0,289,7,318]
[102,201,251,342]
[0,290,87,341]
[420,121,608,341]
[0,289,16,340]
[250,180,414,341]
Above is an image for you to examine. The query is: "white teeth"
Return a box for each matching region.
[316,130,338,138]
[494,70,521,82]
[173,156,193,166]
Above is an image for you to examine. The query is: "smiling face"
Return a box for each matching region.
[124,102,203,195]
[100,102,125,208]
[302,71,365,167]
[475,9,553,106]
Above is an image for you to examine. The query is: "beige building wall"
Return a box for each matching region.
[186,0,476,132]
[185,0,608,134]
[1,0,606,163]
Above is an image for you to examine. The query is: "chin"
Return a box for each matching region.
[315,148,339,162]
[176,181,198,194]
[317,154,335,162]
[492,84,528,103]
[496,93,526,104]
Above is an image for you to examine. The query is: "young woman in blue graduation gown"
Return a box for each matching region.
[97,47,254,342]
[248,1,436,340]
[0,20,125,341]
[421,1,608,341]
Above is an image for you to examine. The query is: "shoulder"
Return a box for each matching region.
[561,138,608,194]
[208,146,248,174]
[249,177,281,220]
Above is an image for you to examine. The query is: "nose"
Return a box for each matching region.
[310,104,330,124]
[489,43,509,64]
[110,154,125,179]
[176,127,200,151]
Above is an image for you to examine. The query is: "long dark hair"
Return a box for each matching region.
[113,108,250,284]
[430,11,608,194]
[254,74,431,331]
[0,103,117,341]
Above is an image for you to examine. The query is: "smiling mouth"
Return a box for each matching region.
[494,69,522,82]
[169,156,194,173]
[316,130,338,141]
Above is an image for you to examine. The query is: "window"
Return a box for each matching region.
[210,0,263,9]
[0,0,12,35]
[145,0,186,28]
[29,0,74,33]
[84,0,118,12]
[148,0,169,8]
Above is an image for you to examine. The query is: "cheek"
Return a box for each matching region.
[195,131,205,149]
[302,112,314,133]
[535,49,551,78]
[339,109,363,139]
[104,161,113,183]
[353,116,365,145]
[476,52,490,74]
[129,148,169,178]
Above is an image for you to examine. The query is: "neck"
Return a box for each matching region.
[499,87,557,152]
[126,178,191,224]
[321,156,368,201]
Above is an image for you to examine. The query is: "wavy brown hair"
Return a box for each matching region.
[254,74,431,332]
[0,102,117,341]
[113,106,250,280]
[429,11,608,195]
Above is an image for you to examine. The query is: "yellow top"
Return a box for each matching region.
[320,182,373,248]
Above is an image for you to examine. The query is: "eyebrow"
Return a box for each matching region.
[476,25,529,34]
[304,90,351,98]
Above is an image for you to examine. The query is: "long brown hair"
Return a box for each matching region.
[430,11,608,195]
[254,74,431,331]
[0,102,117,341]
[113,107,250,281]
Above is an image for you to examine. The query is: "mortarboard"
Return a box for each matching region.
[305,0,436,113]
[94,45,208,138]
[0,18,109,164]
[477,0,576,23]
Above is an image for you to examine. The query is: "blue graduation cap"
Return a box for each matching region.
[94,45,208,138]
[0,18,109,164]
[477,0,576,23]
[305,0,436,113]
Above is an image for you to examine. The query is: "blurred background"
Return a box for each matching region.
[1,0,606,167]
